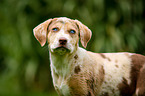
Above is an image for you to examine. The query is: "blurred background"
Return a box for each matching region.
[0,0,145,96]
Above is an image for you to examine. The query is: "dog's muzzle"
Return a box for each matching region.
[53,37,70,55]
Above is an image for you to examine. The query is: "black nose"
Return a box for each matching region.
[59,37,67,45]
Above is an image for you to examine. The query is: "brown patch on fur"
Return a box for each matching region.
[136,65,145,95]
[118,54,145,96]
[94,66,105,96]
[115,60,118,63]
[87,66,105,96]
[99,53,106,59]
[87,77,95,96]
[99,66,105,84]
[107,58,111,61]
[115,65,119,68]
[68,65,105,96]
[99,53,111,61]
[118,78,131,96]
[74,65,81,74]
[74,60,77,63]
[131,54,145,96]
[68,73,90,95]
[74,55,78,59]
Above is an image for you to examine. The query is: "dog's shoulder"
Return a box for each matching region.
[130,53,145,68]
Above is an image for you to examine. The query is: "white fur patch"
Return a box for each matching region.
[100,53,132,95]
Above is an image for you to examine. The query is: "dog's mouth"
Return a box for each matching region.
[53,46,70,55]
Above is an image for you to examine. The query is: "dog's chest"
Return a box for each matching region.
[58,83,70,96]
[52,69,72,96]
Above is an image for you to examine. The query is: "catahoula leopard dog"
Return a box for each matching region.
[33,17,145,96]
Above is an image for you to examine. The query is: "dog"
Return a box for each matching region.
[33,17,145,96]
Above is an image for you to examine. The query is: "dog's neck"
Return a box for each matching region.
[49,48,78,78]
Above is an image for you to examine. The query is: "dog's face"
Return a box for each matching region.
[47,18,79,54]
[33,17,92,55]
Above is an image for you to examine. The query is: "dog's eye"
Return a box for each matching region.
[69,30,76,34]
[52,28,58,31]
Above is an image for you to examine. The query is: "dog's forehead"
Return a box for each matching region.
[55,17,72,23]
[52,18,73,26]
[50,17,78,29]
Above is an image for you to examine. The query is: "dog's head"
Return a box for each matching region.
[33,17,92,55]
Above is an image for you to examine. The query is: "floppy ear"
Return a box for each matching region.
[74,20,92,48]
[33,19,52,46]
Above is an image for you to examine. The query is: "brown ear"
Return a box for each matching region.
[33,19,52,46]
[74,20,92,48]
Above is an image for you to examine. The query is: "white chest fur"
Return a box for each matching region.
[49,48,85,96]
[55,79,70,96]
[50,62,71,96]
[50,53,73,96]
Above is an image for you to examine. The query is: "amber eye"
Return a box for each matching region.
[69,30,76,34]
[52,28,58,31]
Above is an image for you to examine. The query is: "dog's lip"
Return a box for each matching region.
[55,44,67,49]
[55,46,68,50]
[55,46,70,51]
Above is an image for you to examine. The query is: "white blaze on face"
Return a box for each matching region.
[47,18,79,54]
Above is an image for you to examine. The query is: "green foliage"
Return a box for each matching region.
[0,0,144,95]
